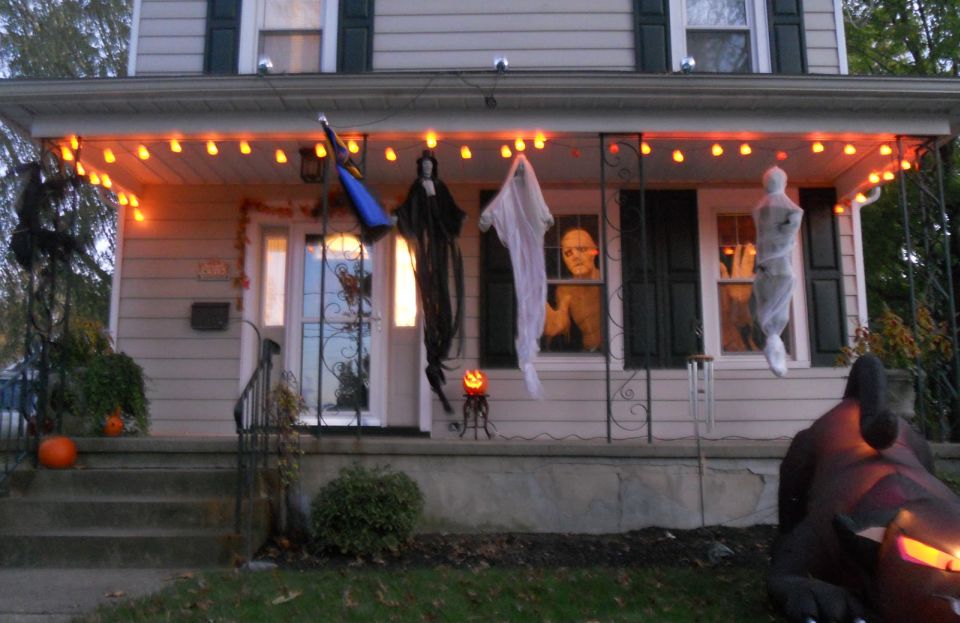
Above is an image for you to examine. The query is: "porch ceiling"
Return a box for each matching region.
[2,71,956,200]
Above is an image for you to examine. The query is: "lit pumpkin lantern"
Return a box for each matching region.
[103,409,124,437]
[38,436,78,469]
[462,370,488,396]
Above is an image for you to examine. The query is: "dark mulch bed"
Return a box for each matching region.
[257,525,778,571]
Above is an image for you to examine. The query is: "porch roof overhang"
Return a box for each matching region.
[2,71,960,138]
[2,72,959,200]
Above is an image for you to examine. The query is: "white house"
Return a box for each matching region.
[3,0,960,441]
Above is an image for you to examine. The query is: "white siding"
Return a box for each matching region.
[117,185,242,435]
[372,0,636,71]
[134,0,207,76]
[838,211,860,340]
[803,0,841,74]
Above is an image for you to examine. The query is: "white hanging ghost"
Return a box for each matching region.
[479,154,554,398]
[752,166,803,377]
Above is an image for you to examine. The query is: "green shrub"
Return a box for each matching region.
[311,464,423,557]
[82,352,149,433]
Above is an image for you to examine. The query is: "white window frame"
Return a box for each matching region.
[533,188,623,372]
[238,0,339,74]
[697,187,810,370]
[669,0,771,73]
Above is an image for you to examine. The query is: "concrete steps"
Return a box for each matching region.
[0,439,272,568]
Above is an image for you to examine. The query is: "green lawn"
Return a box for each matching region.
[79,566,780,622]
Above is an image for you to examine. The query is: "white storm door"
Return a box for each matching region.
[287,225,386,426]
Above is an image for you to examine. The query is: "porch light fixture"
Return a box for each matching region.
[515,137,526,152]
[776,151,788,161]
[385,147,397,161]
[275,149,288,164]
[133,208,145,222]
[76,162,86,176]
[60,146,74,161]
[711,144,723,156]
[854,192,867,203]
[426,131,438,149]
[88,172,101,185]
[239,141,252,155]
[129,194,139,207]
[901,159,912,170]
[811,142,825,153]
[844,144,857,155]
[206,141,218,156]
[501,145,512,158]
[609,143,620,154]
[739,143,752,155]
[868,172,881,184]
[834,204,845,214]
[672,149,684,163]
[460,146,472,159]
[641,142,652,155]
[315,143,327,158]
[103,148,116,163]
[534,133,546,149]
[170,139,182,153]
[137,145,150,160]
[883,171,895,181]
[117,193,128,206]
[69,135,79,151]
[101,174,112,188]
[347,139,359,154]
[880,144,893,156]
[299,146,327,183]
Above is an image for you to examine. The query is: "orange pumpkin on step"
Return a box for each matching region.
[38,436,77,469]
[103,409,124,437]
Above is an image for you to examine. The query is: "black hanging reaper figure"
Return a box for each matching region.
[394,151,466,414]
[8,162,81,269]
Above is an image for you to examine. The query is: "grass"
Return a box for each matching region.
[79,566,779,622]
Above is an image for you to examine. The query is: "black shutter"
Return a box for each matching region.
[479,191,518,368]
[621,190,701,368]
[204,0,241,74]
[800,188,847,366]
[634,0,670,72]
[768,0,807,74]
[338,0,375,73]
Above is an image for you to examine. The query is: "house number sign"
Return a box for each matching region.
[197,259,230,281]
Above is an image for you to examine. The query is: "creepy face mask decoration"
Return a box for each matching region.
[394,151,466,413]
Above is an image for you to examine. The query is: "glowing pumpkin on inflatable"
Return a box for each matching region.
[38,436,77,469]
[462,370,488,396]
[103,410,124,437]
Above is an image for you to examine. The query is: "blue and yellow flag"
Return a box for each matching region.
[320,116,392,242]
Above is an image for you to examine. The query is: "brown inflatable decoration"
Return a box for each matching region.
[768,354,960,622]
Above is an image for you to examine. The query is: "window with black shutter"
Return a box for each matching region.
[800,187,847,366]
[338,0,374,73]
[204,0,241,74]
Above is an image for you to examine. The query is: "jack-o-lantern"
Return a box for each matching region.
[103,409,124,437]
[462,370,488,396]
[38,436,77,469]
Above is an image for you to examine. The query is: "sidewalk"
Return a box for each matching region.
[0,568,181,622]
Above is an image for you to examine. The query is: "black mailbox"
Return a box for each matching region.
[190,302,230,331]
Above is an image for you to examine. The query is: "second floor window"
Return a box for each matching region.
[259,0,324,73]
[683,0,753,72]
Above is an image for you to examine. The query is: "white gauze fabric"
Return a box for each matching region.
[478,154,554,398]
[752,166,803,377]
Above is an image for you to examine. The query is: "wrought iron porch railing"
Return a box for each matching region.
[0,353,40,495]
[234,338,280,564]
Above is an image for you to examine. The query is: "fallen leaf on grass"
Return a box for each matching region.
[271,590,302,605]
[103,591,126,599]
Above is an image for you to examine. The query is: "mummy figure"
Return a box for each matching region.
[752,166,803,377]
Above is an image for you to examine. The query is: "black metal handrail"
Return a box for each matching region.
[0,353,41,495]
[234,338,280,564]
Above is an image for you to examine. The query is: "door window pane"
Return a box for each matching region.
[301,322,370,413]
[262,233,287,327]
[303,233,370,319]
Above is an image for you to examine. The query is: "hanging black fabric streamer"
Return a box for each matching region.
[394,151,466,414]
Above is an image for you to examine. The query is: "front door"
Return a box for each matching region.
[287,225,385,426]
